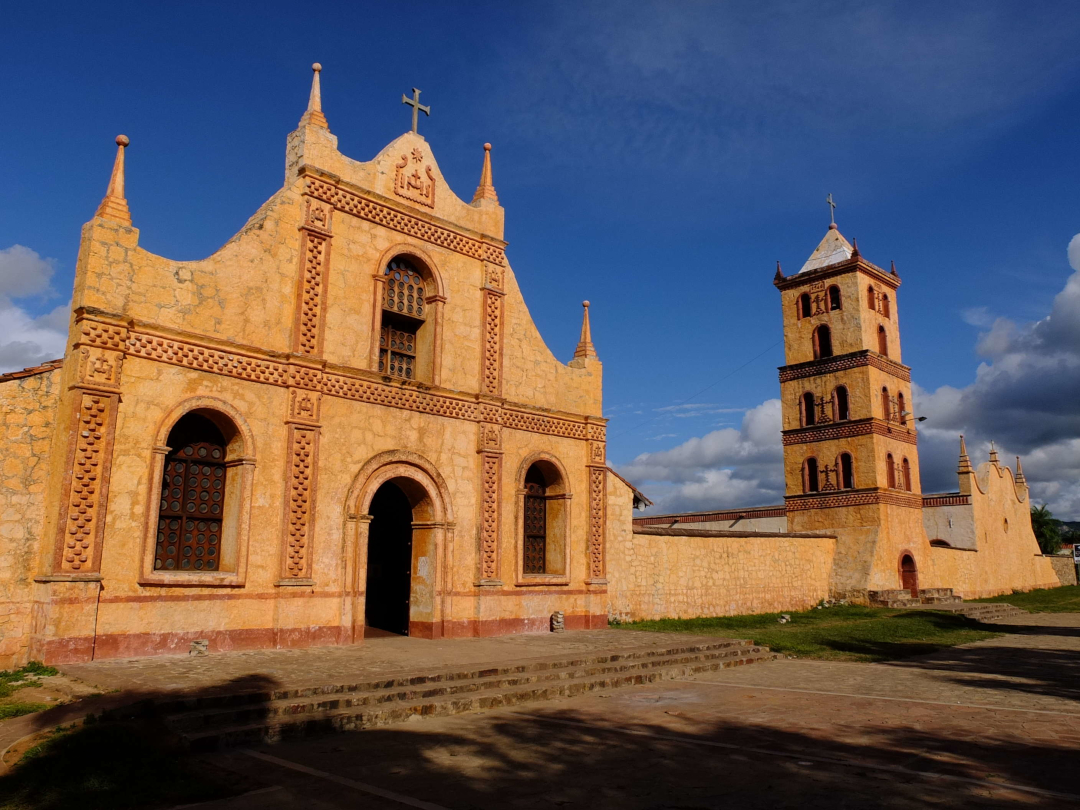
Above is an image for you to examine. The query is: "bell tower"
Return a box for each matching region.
[774,222,929,597]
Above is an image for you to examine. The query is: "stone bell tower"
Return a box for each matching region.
[773,219,931,597]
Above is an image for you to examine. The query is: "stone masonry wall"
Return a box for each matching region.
[606,525,836,622]
[1046,556,1077,586]
[0,367,63,667]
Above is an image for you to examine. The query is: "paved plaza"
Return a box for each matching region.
[179,612,1080,809]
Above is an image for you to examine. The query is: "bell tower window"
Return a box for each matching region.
[798,293,812,319]
[886,453,897,489]
[379,258,427,380]
[828,285,842,311]
[801,392,816,427]
[804,458,820,493]
[833,386,849,421]
[813,325,833,359]
[877,325,888,357]
[839,452,854,489]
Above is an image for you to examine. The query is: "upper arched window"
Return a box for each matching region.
[813,325,833,359]
[886,453,897,488]
[881,387,891,421]
[828,285,842,311]
[833,386,850,421]
[897,392,906,425]
[877,325,888,357]
[157,413,228,572]
[798,293,812,319]
[838,452,855,489]
[804,457,820,493]
[801,392,817,427]
[522,460,569,577]
[902,457,912,492]
[881,294,891,319]
[380,258,428,381]
[867,285,877,310]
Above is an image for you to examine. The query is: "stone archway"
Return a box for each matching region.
[342,451,454,641]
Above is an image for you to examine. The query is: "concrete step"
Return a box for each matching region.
[956,603,1027,622]
[172,642,777,748]
[922,595,963,605]
[876,598,922,608]
[918,588,956,599]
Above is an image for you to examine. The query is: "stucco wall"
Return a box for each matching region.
[0,367,63,667]
[605,525,836,622]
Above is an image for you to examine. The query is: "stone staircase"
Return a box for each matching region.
[158,637,776,750]
[868,587,963,608]
[950,602,1028,622]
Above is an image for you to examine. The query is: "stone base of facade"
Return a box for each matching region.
[32,613,609,664]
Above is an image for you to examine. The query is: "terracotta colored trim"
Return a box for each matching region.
[633,505,786,527]
[478,451,503,583]
[587,467,607,582]
[280,424,320,580]
[302,173,506,265]
[785,488,923,511]
[782,418,918,446]
[922,493,972,507]
[441,613,607,638]
[779,349,911,384]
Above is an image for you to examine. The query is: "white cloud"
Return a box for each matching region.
[0,245,68,374]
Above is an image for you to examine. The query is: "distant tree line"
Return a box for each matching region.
[1030,504,1080,555]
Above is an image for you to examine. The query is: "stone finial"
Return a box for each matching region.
[94,135,132,226]
[471,142,499,204]
[1015,456,1027,485]
[989,440,1000,465]
[958,434,973,474]
[890,260,898,277]
[851,237,860,258]
[299,62,329,129]
[774,261,784,283]
[573,300,598,360]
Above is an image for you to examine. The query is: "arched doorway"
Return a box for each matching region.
[900,553,918,598]
[365,482,414,636]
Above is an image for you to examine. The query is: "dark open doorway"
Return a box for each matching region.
[365,481,413,636]
[900,553,918,598]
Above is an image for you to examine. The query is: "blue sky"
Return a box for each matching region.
[3,2,1080,514]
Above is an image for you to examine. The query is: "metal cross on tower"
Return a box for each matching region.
[402,88,430,134]
[826,193,837,226]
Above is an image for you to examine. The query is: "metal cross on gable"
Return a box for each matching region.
[826,193,837,226]
[402,88,430,134]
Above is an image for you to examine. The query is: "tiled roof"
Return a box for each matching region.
[0,358,64,383]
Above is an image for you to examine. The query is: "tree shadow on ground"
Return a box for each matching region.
[1,667,1078,810]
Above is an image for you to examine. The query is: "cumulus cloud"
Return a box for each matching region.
[623,234,1080,519]
[619,399,784,512]
[0,245,68,374]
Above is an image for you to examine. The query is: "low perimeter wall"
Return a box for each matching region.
[606,527,837,622]
[1047,555,1078,587]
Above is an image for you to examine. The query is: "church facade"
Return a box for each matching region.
[0,66,615,667]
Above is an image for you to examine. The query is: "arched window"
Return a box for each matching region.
[886,453,896,489]
[156,413,228,572]
[902,457,912,492]
[867,285,877,310]
[881,294,891,318]
[838,452,854,489]
[813,325,833,359]
[798,293,812,319]
[828,285,842,311]
[521,459,569,577]
[877,325,888,357]
[882,387,891,421]
[801,392,817,426]
[804,458,820,493]
[379,257,429,381]
[833,386,849,421]
[897,392,906,425]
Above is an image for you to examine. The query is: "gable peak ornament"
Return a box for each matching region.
[826,193,837,230]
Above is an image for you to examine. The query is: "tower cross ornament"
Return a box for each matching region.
[826,193,837,226]
[402,88,430,134]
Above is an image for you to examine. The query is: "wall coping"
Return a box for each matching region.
[633,526,836,540]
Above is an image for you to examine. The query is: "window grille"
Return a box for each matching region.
[156,441,226,571]
[379,259,426,380]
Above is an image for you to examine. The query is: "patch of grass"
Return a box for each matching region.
[619,604,1001,662]
[0,663,58,700]
[970,583,1080,612]
[0,718,239,810]
[0,703,51,721]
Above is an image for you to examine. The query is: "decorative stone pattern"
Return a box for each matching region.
[393,150,436,208]
[588,467,606,580]
[482,290,504,397]
[503,409,588,440]
[295,232,328,356]
[786,489,923,511]
[782,419,918,446]
[779,351,911,384]
[283,426,318,579]
[304,177,505,266]
[922,494,971,507]
[479,453,501,581]
[57,393,117,572]
[127,334,289,385]
[77,348,124,390]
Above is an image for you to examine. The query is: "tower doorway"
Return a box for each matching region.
[365,481,414,636]
[900,553,918,598]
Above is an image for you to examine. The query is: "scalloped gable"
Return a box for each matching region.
[288,127,504,241]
